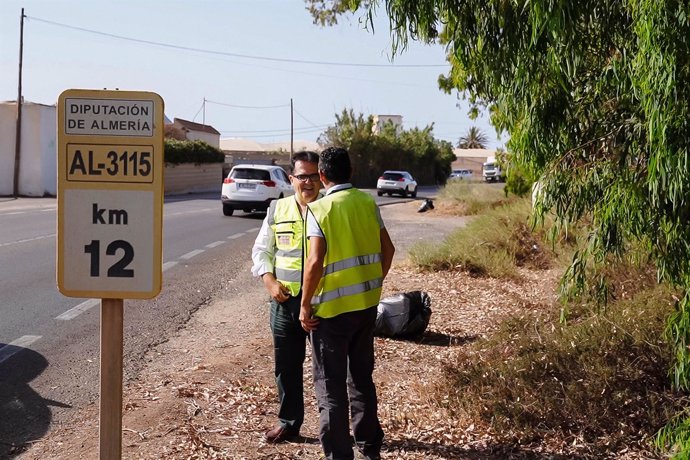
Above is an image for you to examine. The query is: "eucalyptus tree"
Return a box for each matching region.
[306,0,690,452]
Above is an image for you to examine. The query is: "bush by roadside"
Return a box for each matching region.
[164,139,224,165]
[416,183,686,457]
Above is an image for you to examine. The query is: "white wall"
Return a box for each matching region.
[186,130,219,148]
[40,104,57,196]
[0,101,56,197]
[373,115,403,135]
[0,103,16,196]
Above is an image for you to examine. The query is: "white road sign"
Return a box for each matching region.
[57,89,164,299]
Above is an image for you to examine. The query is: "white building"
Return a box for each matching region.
[372,114,403,135]
[452,148,495,174]
[0,101,57,196]
[171,118,221,149]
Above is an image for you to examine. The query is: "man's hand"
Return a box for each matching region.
[299,304,319,332]
[261,273,290,303]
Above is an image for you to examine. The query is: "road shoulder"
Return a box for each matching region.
[20,201,557,459]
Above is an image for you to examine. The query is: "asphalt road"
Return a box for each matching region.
[0,192,265,456]
[0,187,437,456]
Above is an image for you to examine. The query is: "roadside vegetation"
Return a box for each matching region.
[308,1,690,455]
[435,181,510,216]
[164,139,224,165]
[318,108,456,187]
[410,183,685,455]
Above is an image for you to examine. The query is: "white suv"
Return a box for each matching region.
[449,169,473,181]
[221,164,294,216]
[376,170,418,198]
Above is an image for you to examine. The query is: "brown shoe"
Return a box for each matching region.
[264,425,299,444]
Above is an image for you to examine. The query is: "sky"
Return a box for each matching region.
[0,0,504,149]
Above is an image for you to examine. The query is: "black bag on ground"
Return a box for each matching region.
[374,291,432,338]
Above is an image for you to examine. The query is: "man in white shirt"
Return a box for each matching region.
[251,151,321,443]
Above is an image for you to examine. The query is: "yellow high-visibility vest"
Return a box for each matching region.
[269,197,304,297]
[307,188,383,318]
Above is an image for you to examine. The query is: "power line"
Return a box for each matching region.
[221,127,327,139]
[219,125,329,135]
[293,107,320,128]
[205,99,290,109]
[27,15,447,68]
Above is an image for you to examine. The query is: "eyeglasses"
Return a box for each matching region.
[292,173,320,183]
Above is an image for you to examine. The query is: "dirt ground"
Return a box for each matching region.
[18,201,565,460]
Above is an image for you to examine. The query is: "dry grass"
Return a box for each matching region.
[409,198,562,279]
[417,192,686,458]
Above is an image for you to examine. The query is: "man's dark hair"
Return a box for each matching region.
[290,151,320,172]
[319,147,351,184]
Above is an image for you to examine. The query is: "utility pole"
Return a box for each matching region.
[13,8,25,198]
[290,98,294,156]
[202,97,206,125]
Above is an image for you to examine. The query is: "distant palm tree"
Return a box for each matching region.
[457,127,489,149]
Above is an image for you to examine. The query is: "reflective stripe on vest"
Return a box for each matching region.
[323,253,382,276]
[276,248,302,259]
[307,188,383,318]
[275,267,302,282]
[311,277,382,305]
[270,197,304,297]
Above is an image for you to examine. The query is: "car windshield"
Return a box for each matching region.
[383,172,404,181]
[231,168,271,181]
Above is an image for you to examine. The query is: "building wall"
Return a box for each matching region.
[164,163,223,195]
[0,103,15,196]
[0,102,57,197]
[451,157,486,174]
[184,130,219,149]
[373,115,403,135]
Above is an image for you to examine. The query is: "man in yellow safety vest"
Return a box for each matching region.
[251,151,322,443]
[300,147,395,460]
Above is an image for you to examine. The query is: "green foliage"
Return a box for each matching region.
[409,199,555,278]
[318,108,455,186]
[457,126,488,149]
[504,162,535,197]
[307,0,690,452]
[164,139,224,165]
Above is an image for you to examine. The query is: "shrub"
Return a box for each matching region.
[439,283,681,452]
[409,199,559,278]
[437,181,510,215]
[164,139,224,165]
[504,162,535,197]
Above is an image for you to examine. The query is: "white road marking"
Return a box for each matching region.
[227,233,245,240]
[165,208,215,217]
[206,241,225,248]
[180,249,205,260]
[0,233,55,248]
[56,299,99,320]
[40,208,55,212]
[0,335,42,364]
[4,211,26,216]
[162,261,178,272]
[248,226,261,232]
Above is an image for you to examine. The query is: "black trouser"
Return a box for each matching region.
[311,306,384,460]
[269,295,308,431]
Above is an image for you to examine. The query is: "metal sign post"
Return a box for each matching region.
[57,89,164,459]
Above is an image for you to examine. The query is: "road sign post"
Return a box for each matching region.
[100,298,123,459]
[57,89,164,459]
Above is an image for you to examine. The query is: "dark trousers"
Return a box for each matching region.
[270,296,308,431]
[311,307,384,460]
